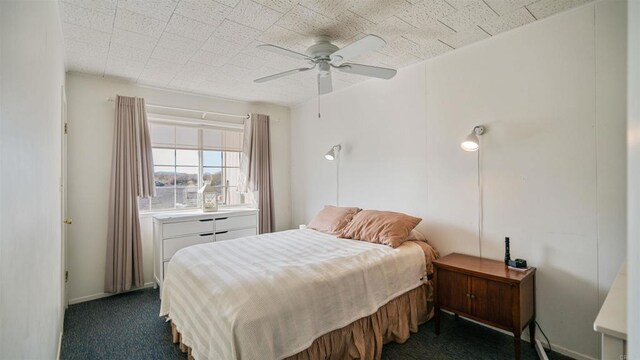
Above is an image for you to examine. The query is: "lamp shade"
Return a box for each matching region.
[324,150,336,160]
[461,132,479,151]
[324,144,341,160]
[461,126,485,152]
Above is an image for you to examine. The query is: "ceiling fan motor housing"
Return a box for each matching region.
[254,34,396,95]
[306,35,339,59]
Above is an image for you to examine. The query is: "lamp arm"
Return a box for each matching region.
[336,153,340,206]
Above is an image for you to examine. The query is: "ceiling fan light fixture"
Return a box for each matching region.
[318,62,331,77]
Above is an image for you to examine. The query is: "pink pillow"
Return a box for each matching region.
[407,229,427,242]
[338,210,422,248]
[307,206,361,234]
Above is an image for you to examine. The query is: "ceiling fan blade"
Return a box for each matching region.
[337,63,397,80]
[254,66,315,83]
[257,44,310,61]
[330,34,386,65]
[318,72,333,95]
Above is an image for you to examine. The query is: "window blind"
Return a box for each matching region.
[148,123,243,152]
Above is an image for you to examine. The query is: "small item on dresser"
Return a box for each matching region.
[504,237,511,265]
[504,237,528,268]
[508,258,528,268]
[198,180,218,212]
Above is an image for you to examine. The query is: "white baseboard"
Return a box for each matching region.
[68,282,156,305]
[56,331,62,360]
[441,311,597,360]
[546,342,597,360]
[536,340,550,360]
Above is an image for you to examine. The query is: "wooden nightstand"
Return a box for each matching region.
[433,253,536,360]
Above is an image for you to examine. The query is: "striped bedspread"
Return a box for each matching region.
[159,229,426,360]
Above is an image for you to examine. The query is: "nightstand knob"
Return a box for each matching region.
[466,293,471,298]
[470,294,476,299]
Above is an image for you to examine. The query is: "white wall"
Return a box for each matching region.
[290,2,626,359]
[0,1,66,358]
[291,62,428,220]
[627,0,640,358]
[595,0,628,306]
[66,73,291,303]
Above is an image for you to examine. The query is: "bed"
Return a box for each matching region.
[160,228,438,360]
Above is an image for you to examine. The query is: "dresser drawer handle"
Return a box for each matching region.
[199,233,214,236]
[215,217,228,221]
[215,231,228,235]
[199,219,214,222]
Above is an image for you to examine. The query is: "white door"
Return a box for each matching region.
[60,85,69,325]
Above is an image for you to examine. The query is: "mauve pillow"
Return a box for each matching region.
[407,229,427,242]
[307,206,361,234]
[338,210,422,248]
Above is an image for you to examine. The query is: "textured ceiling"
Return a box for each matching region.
[60,0,592,106]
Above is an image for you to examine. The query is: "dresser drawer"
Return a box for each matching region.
[163,234,214,260]
[215,215,255,231]
[215,227,257,241]
[163,218,214,238]
[154,209,259,293]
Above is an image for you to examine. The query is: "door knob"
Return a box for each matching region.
[64,218,73,224]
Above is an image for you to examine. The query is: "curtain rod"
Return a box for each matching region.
[106,97,250,120]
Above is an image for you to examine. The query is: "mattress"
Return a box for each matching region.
[159,229,433,360]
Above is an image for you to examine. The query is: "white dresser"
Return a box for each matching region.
[594,262,627,359]
[153,208,258,290]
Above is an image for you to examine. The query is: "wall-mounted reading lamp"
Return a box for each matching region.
[324,145,342,205]
[462,125,485,259]
[324,145,341,160]
[461,125,485,151]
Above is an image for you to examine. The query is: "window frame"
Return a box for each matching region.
[139,122,246,214]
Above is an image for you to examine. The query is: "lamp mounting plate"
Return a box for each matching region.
[474,126,485,136]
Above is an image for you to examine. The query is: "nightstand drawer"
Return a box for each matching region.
[215,227,257,241]
[162,218,214,238]
[163,234,213,260]
[215,215,255,231]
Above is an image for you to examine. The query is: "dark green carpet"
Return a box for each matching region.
[61,288,572,360]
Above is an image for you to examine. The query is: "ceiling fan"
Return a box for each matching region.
[253,34,397,95]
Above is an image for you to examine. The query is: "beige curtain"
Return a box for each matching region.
[241,113,274,233]
[105,95,155,293]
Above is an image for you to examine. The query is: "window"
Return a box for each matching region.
[138,122,248,212]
